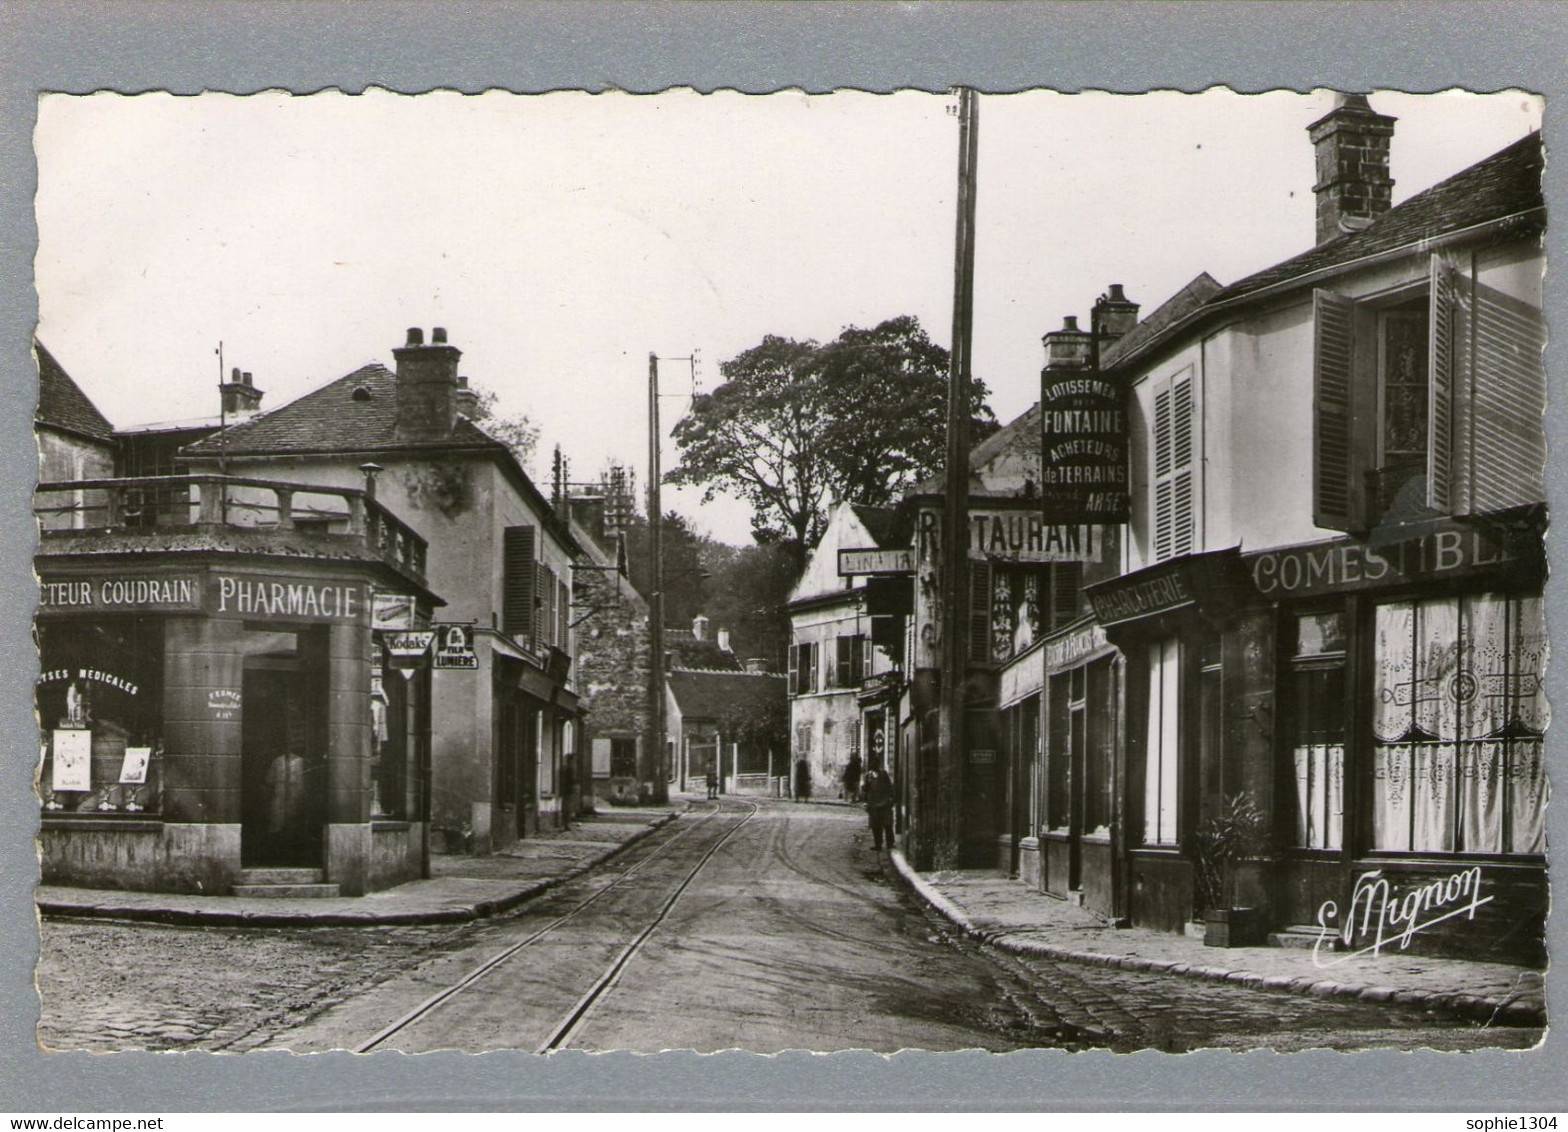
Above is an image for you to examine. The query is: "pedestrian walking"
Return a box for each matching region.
[864,767,895,851]
[705,767,719,800]
[841,752,863,803]
[793,757,810,802]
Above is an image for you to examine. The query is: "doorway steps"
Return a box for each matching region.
[232,868,341,899]
[1269,924,1327,950]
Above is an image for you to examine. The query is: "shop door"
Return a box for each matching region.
[241,664,325,868]
[1068,701,1086,892]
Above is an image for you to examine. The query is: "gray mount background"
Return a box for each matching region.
[1,0,1563,1112]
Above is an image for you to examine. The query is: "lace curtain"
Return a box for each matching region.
[1372,594,1547,854]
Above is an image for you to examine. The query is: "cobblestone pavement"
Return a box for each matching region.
[36,918,477,1052]
[922,918,1542,1053]
[32,803,1543,1054]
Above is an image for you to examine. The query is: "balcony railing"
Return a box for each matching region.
[34,474,428,583]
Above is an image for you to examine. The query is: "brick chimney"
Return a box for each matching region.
[454,375,480,420]
[1092,284,1139,348]
[393,326,462,440]
[1308,94,1396,245]
[692,614,709,642]
[220,367,264,418]
[1042,315,1093,372]
[717,627,732,654]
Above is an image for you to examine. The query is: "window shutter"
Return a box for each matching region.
[788,644,799,695]
[1170,376,1194,557]
[558,577,570,651]
[968,559,992,663]
[836,636,853,688]
[1427,254,1458,512]
[1052,562,1083,629]
[503,525,536,639]
[1313,289,1356,531]
[1152,372,1195,560]
[535,564,554,650]
[1153,383,1174,561]
[1469,281,1547,512]
[808,643,819,692]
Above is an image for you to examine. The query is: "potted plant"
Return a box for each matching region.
[1193,791,1273,948]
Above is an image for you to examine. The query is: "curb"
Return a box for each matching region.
[36,811,682,929]
[886,850,1545,1030]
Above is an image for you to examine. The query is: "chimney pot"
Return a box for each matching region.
[1107,283,1126,302]
[1307,93,1397,246]
[242,371,253,387]
[393,326,462,440]
[1062,315,1079,332]
[432,327,448,345]
[231,367,241,381]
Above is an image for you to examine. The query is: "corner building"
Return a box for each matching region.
[1077,103,1546,963]
[182,327,583,854]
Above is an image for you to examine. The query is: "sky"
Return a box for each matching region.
[34,88,1541,545]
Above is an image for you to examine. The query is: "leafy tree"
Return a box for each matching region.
[668,316,996,555]
[469,388,540,472]
[621,509,717,630]
[816,315,995,508]
[701,542,797,670]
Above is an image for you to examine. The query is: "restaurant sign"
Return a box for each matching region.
[916,508,1103,565]
[1038,372,1130,524]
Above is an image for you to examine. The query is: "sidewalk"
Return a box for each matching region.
[890,854,1545,1028]
[35,808,679,928]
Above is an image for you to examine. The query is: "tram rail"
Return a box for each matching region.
[354,797,758,1054]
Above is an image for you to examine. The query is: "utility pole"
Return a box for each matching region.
[935,87,980,870]
[646,352,669,804]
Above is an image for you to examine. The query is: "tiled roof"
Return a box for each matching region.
[181,360,582,556]
[667,668,787,720]
[665,628,742,671]
[1215,130,1544,304]
[35,343,114,442]
[848,504,898,547]
[182,364,500,457]
[1102,132,1543,375]
[1100,273,1223,368]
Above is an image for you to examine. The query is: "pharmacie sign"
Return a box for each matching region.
[1038,372,1130,525]
[38,570,368,622]
[916,508,1104,565]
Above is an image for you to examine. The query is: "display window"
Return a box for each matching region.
[37,617,164,814]
[1371,592,1547,855]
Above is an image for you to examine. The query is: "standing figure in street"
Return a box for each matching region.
[793,756,810,802]
[841,752,863,803]
[864,767,895,851]
[705,767,719,800]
